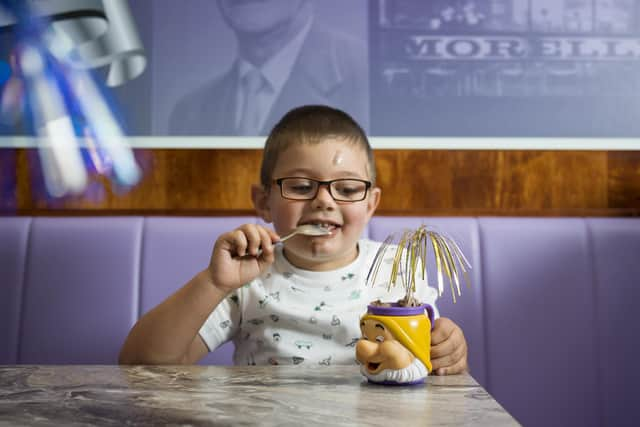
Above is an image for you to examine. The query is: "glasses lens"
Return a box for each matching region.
[331,179,368,201]
[281,178,317,199]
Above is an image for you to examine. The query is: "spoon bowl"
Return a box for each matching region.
[255,224,331,257]
[280,224,331,242]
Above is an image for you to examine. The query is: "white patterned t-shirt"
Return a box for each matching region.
[198,239,439,366]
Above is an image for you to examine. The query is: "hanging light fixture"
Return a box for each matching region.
[0,0,146,198]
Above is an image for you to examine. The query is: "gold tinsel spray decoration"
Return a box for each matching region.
[366,225,472,304]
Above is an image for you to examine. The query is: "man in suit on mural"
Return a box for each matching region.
[168,0,368,136]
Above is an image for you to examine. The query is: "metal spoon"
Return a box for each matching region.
[254,224,330,257]
[279,224,331,242]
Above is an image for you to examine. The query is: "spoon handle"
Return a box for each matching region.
[254,231,295,256]
[278,231,298,243]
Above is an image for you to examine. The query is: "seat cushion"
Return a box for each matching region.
[0,217,31,364]
[480,218,598,427]
[588,218,640,427]
[19,217,143,364]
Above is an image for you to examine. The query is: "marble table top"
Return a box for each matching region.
[0,365,519,426]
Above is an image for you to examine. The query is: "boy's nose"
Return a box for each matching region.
[311,184,335,207]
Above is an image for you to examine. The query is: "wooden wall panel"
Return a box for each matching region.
[608,151,640,211]
[5,149,640,216]
[0,149,17,212]
[375,150,612,214]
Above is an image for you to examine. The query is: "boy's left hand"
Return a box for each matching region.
[430,317,468,375]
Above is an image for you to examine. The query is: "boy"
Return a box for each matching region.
[119,105,467,375]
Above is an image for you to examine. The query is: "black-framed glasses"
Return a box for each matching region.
[273,177,372,202]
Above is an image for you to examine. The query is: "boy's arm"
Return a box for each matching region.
[118,269,226,365]
[119,224,280,365]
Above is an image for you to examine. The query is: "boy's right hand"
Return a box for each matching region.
[207,224,280,294]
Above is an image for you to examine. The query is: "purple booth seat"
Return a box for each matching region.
[0,217,31,364]
[480,218,598,427]
[1,216,639,427]
[140,217,257,365]
[18,217,144,364]
[588,218,640,427]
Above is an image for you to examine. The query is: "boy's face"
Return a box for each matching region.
[253,138,381,271]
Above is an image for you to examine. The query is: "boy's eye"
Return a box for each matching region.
[334,182,365,196]
[289,184,314,194]
[336,186,360,195]
[282,178,315,193]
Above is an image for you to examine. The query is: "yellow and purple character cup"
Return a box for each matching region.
[356,303,435,385]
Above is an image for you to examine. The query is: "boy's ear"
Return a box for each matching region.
[251,184,272,223]
[365,186,381,221]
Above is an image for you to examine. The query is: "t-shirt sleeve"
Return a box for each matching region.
[198,290,242,352]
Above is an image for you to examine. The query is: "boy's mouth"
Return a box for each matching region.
[302,221,340,234]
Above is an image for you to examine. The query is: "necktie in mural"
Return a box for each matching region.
[237,68,265,136]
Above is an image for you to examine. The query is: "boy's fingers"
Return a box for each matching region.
[229,229,248,256]
[256,227,275,257]
[431,318,454,345]
[430,338,455,360]
[432,327,465,357]
[431,349,455,370]
[431,338,467,370]
[249,227,265,256]
[434,357,468,376]
[432,343,468,374]
[222,225,279,259]
[267,227,280,243]
[242,225,260,255]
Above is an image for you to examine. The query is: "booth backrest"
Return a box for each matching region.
[1,216,639,427]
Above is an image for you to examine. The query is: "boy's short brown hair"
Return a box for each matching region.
[260,105,376,188]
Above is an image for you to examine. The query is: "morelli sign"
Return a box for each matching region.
[402,36,640,60]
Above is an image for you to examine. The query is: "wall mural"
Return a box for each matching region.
[1,0,639,147]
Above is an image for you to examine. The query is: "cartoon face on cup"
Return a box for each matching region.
[355,304,434,385]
